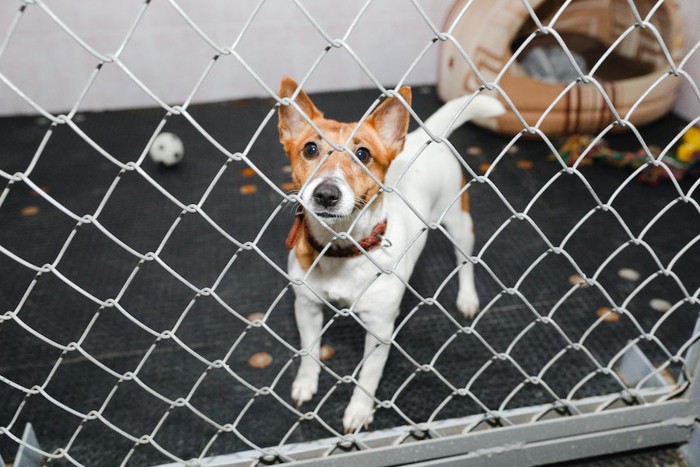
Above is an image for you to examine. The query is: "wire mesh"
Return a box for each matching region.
[1,0,699,465]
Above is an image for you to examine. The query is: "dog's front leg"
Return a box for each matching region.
[291,294,324,406]
[343,313,396,432]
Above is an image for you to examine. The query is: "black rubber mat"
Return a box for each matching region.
[1,87,698,465]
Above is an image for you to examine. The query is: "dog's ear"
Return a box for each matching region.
[367,86,412,154]
[278,77,322,143]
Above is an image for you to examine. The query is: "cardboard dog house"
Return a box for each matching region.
[437,0,684,136]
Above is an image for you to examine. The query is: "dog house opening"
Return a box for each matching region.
[511,0,672,84]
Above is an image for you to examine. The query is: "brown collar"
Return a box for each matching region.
[286,212,388,258]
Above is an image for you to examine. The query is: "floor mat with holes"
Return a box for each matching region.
[0,87,698,466]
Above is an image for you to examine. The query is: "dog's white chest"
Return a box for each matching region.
[312,258,374,305]
[322,276,357,304]
[290,250,396,309]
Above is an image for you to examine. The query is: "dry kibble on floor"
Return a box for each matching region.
[320,345,335,361]
[596,307,619,321]
[240,184,257,195]
[280,182,295,191]
[649,298,672,313]
[617,268,641,281]
[568,274,588,287]
[30,186,48,197]
[479,163,491,173]
[507,145,519,154]
[516,160,533,169]
[21,206,39,216]
[248,352,272,369]
[241,167,255,177]
[247,312,265,323]
[467,146,482,156]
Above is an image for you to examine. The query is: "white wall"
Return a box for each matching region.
[0,0,453,116]
[2,0,697,120]
[674,0,700,122]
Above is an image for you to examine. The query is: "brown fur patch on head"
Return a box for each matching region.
[277,78,413,204]
[365,86,412,154]
[278,76,323,144]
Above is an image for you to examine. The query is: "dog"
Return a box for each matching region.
[277,77,504,432]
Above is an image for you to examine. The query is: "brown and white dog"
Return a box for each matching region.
[277,77,504,432]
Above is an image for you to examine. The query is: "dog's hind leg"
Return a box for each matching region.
[443,186,480,318]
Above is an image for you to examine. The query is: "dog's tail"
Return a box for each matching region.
[422,93,505,139]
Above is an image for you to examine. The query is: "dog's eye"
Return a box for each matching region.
[355,147,371,163]
[303,142,319,159]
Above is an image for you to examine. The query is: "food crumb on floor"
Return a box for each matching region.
[249,352,272,368]
[467,146,482,156]
[618,268,641,281]
[21,206,39,216]
[597,307,619,321]
[649,298,672,313]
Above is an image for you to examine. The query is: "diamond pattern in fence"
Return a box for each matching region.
[1,0,699,465]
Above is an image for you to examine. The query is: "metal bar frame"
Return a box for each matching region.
[155,402,695,467]
[298,322,700,466]
[154,336,700,467]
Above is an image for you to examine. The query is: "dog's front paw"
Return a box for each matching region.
[457,289,480,319]
[291,376,318,406]
[343,398,375,433]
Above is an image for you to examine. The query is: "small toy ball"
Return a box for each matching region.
[149,132,184,166]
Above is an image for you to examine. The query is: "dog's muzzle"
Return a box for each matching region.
[312,182,341,209]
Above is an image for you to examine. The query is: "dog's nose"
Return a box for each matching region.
[313,183,341,208]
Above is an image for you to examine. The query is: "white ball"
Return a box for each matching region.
[149,132,184,166]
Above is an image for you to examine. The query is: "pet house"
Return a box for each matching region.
[437,0,684,136]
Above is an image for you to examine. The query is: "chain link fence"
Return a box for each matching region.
[1,0,700,465]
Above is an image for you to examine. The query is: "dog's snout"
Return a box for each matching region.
[313,183,341,208]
